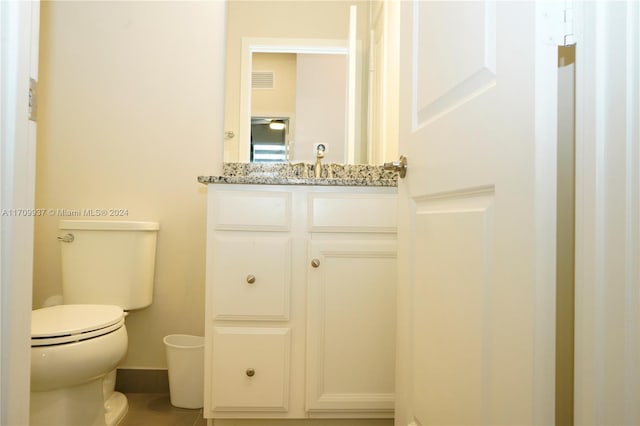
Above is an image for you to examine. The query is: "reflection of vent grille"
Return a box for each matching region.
[252,71,274,89]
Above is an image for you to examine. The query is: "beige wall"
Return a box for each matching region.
[556,46,575,426]
[251,53,297,117]
[34,1,225,368]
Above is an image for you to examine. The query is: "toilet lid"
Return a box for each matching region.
[31,304,124,347]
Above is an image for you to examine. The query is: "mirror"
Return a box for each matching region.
[223,0,377,164]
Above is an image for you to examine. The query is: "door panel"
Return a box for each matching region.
[416,1,496,123]
[395,1,558,425]
[413,189,494,424]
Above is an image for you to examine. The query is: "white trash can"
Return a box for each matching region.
[163,334,204,409]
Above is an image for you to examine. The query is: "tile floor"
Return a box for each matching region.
[119,393,206,426]
[119,394,395,426]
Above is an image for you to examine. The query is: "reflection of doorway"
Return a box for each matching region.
[238,37,354,163]
[250,117,289,162]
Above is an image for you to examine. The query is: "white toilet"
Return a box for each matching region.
[30,220,159,426]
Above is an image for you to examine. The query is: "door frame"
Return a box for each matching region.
[0,1,40,424]
[573,1,640,424]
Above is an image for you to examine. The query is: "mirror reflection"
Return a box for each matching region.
[250,116,289,162]
[249,52,348,164]
[223,0,374,164]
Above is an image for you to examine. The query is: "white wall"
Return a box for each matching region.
[369,0,399,165]
[34,1,225,369]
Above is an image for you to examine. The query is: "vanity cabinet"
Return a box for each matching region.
[204,184,397,420]
[306,240,396,415]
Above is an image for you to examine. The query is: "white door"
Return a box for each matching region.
[0,0,40,424]
[394,2,559,425]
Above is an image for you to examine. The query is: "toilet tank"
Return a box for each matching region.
[59,220,159,310]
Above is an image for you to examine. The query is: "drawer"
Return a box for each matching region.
[212,236,291,321]
[211,327,291,412]
[308,192,397,232]
[210,189,291,231]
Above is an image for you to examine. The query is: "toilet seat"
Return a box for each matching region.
[32,304,124,347]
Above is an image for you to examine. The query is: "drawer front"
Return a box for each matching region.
[210,189,291,231]
[308,192,397,232]
[211,327,291,412]
[212,236,291,321]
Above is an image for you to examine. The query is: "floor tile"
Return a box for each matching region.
[120,393,204,426]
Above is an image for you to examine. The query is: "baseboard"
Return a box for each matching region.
[115,368,169,394]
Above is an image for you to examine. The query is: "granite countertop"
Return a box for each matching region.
[198,163,398,187]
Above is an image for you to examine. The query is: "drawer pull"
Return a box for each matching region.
[246,275,256,284]
[311,258,320,268]
[246,368,255,377]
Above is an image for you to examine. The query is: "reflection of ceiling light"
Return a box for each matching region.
[269,120,285,130]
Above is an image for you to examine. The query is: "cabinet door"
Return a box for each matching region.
[212,236,291,320]
[306,240,396,415]
[211,327,291,412]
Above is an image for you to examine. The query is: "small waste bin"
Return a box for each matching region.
[163,334,204,409]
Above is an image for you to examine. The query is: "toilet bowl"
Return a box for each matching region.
[30,220,159,426]
[30,304,127,426]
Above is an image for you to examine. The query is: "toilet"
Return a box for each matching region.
[30,220,159,426]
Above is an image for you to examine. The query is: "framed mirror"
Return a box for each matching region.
[223,1,376,164]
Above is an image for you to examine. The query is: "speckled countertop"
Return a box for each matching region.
[198,163,398,187]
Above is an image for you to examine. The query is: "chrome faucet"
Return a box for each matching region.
[314,144,326,178]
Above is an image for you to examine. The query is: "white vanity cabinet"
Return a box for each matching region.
[204,184,397,420]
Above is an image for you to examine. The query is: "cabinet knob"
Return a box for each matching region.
[246,368,255,377]
[246,275,256,284]
[311,258,320,268]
